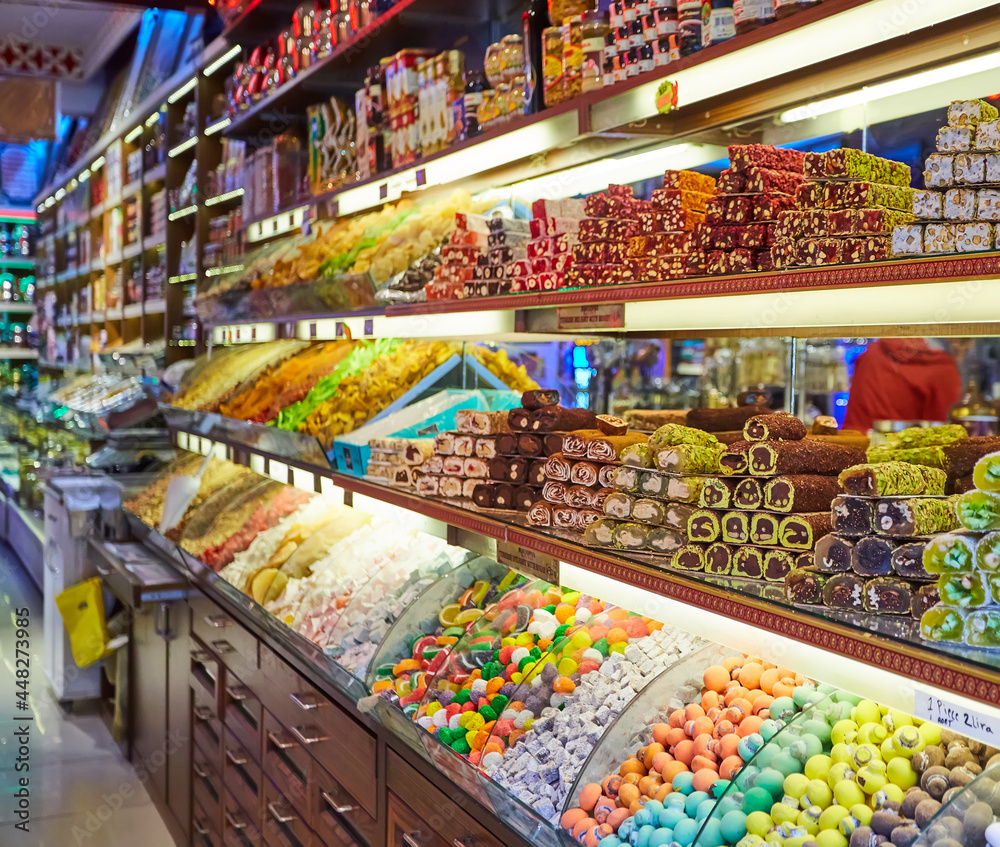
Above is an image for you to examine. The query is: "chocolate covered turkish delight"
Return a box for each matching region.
[733,478,762,510]
[744,413,806,442]
[688,510,721,543]
[748,440,866,477]
[750,512,780,547]
[823,572,866,609]
[864,577,914,615]
[779,512,834,550]
[892,542,934,581]
[700,478,737,510]
[673,544,706,572]
[763,550,794,582]
[876,497,959,536]
[941,438,1000,479]
[721,511,750,545]
[911,584,940,619]
[764,475,842,514]
[814,533,854,574]
[785,567,828,605]
[720,441,752,475]
[852,536,895,577]
[838,462,946,497]
[704,543,733,575]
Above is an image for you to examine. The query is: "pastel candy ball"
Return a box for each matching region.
[743,787,773,815]
[672,818,700,847]
[816,831,849,847]
[745,810,773,837]
[598,838,622,847]
[755,769,785,799]
[804,754,832,782]
[672,772,695,795]
[659,808,684,829]
[698,819,724,847]
[720,810,747,842]
[649,829,673,847]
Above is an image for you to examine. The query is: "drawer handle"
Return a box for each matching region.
[267,801,296,824]
[321,791,354,815]
[211,640,235,655]
[289,725,327,745]
[289,691,326,711]
[193,818,209,836]
[225,748,248,767]
[226,683,249,702]
[194,706,214,721]
[267,730,298,750]
[225,810,247,830]
[403,835,425,847]
[193,762,209,779]
[206,614,232,628]
[191,649,212,663]
[454,840,477,847]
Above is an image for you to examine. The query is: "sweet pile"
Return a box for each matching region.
[894,99,1000,256]
[776,148,914,268]
[691,144,805,275]
[365,437,433,489]
[508,199,583,295]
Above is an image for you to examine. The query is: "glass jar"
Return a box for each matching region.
[611,0,625,27]
[562,14,585,99]
[638,43,654,73]
[628,17,644,46]
[542,26,565,105]
[333,0,353,44]
[709,0,735,44]
[624,46,640,77]
[581,11,608,93]
[484,42,503,88]
[734,0,775,33]
[499,34,525,83]
[602,56,615,87]
[548,0,595,21]
[510,74,528,117]
[477,89,497,129]
[654,5,678,34]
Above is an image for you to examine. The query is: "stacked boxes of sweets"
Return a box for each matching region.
[507,197,584,294]
[778,148,914,267]
[893,99,1000,257]
[413,411,511,504]
[365,438,434,489]
[676,412,866,581]
[691,144,805,276]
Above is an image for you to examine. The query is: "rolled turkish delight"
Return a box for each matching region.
[814,534,854,574]
[603,491,633,519]
[454,435,476,457]
[516,434,544,458]
[923,533,978,575]
[527,459,547,487]
[598,465,617,489]
[588,434,646,462]
[612,465,641,493]
[823,573,865,609]
[785,567,828,605]
[972,451,1000,492]
[955,152,987,184]
[543,434,564,456]
[673,544,706,572]
[975,119,1000,150]
[442,456,465,476]
[591,488,612,511]
[577,509,602,529]
[732,547,764,580]
[688,510,721,543]
[654,444,722,474]
[583,517,619,547]
[924,154,954,187]
[637,470,669,499]
[496,433,518,456]
[733,478,762,510]
[613,522,649,551]
[507,457,528,484]
[852,536,895,577]
[920,605,967,642]
[564,485,594,508]
[963,609,1000,649]
[421,456,444,475]
[570,462,599,487]
[976,531,1000,572]
[529,406,598,433]
[949,99,999,127]
[941,439,1000,480]
[521,389,560,410]
[763,550,794,582]
[721,441,753,475]
[621,443,654,468]
[475,438,498,460]
[876,497,959,536]
[865,444,946,470]
[667,476,705,504]
[660,502,695,531]
[542,480,567,504]
[938,125,973,153]
[700,478,736,509]
[527,501,552,527]
[632,498,670,526]
[649,423,719,449]
[507,408,532,431]
[990,573,1000,604]
[944,188,977,220]
[764,475,842,514]
[864,577,914,615]
[472,484,494,508]
[704,543,733,575]
[923,223,957,253]
[490,483,513,509]
[892,224,924,256]
[544,454,571,482]
[831,495,875,535]
[722,512,750,545]
[748,440,866,477]
[553,506,578,529]
[687,406,770,433]
[892,543,935,581]
[648,527,685,555]
[883,422,966,448]
[838,461,946,497]
[743,413,807,442]
[457,409,510,435]
[779,512,834,550]
[434,433,456,456]
[912,584,940,619]
[938,572,989,608]
[956,490,1000,531]
[750,512,780,547]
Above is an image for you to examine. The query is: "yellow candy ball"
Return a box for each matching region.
[831,720,859,746]
[745,812,774,838]
[771,803,800,826]
[852,701,881,726]
[816,830,849,847]
[797,807,822,835]
[784,773,811,799]
[882,709,913,732]
[805,755,833,782]
[830,743,856,765]
[886,758,917,790]
[849,804,873,826]
[803,779,833,810]
[833,781,865,808]
[818,805,851,831]
[876,784,904,806]
[857,722,887,746]
[828,762,855,789]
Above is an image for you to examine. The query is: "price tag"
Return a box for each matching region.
[329,199,339,218]
[914,689,1000,747]
[415,168,426,187]
[363,318,373,336]
[497,540,560,585]
[309,322,317,339]
[556,303,625,332]
[335,321,344,338]
[379,184,388,200]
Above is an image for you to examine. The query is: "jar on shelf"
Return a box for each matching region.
[562,14,585,99]
[477,89,497,130]
[677,0,706,55]
[510,74,528,118]
[542,26,564,105]
[581,11,608,93]
[484,42,503,88]
[350,0,372,30]
[548,0,595,22]
[709,0,735,44]
[499,34,525,83]
[495,82,511,123]
[735,0,775,33]
[654,4,678,35]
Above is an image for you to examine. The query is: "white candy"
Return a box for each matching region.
[955,223,993,252]
[924,154,954,187]
[510,647,530,664]
[937,125,973,152]
[470,678,488,695]
[449,714,462,729]
[944,188,977,220]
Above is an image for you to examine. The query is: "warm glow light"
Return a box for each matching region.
[204,117,232,136]
[91,156,105,170]
[167,205,197,221]
[168,273,198,283]
[204,44,241,76]
[246,205,310,244]
[125,126,143,143]
[205,264,244,277]
[205,188,244,206]
[145,113,160,128]
[54,188,66,201]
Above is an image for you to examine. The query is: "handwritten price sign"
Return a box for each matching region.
[914,689,1000,747]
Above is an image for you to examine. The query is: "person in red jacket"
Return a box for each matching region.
[843,338,963,433]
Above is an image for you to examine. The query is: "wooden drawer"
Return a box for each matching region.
[193,797,222,847]
[191,635,221,706]
[263,817,315,847]
[386,793,449,847]
[194,699,223,764]
[262,711,311,819]
[191,594,259,679]
[224,727,262,827]
[224,674,262,765]
[387,751,509,847]
[192,757,223,834]
[262,773,314,847]
[314,757,380,847]
[223,792,263,847]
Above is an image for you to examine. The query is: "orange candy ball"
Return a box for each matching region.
[703,665,731,693]
[561,809,587,831]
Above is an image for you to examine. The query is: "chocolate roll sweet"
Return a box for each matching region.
[564,485,594,508]
[963,609,1000,648]
[460,478,478,499]
[544,454,571,482]
[561,432,590,459]
[744,413,807,442]
[892,543,935,581]
[588,434,647,462]
[673,544,706,572]
[721,441,753,475]
[522,389,560,410]
[542,480,567,504]
[507,457,528,484]
[575,509,601,529]
[434,433,456,455]
[493,484,514,509]
[951,473,976,495]
[416,475,440,496]
[570,461,599,487]
[507,408,532,431]
[749,441,866,477]
[957,489,1000,532]
[911,584,940,619]
[648,527,685,555]
[779,513,834,550]
[638,470,670,499]
[598,465,618,489]
[488,457,510,481]
[649,423,720,449]
[976,530,1000,572]
[543,434,565,456]
[516,434,544,458]
[763,550,794,582]
[527,459,548,487]
[944,440,1000,480]
[920,605,967,643]
[863,577,914,615]
[700,478,736,509]
[603,491,634,519]
[876,497,959,536]
[852,536,895,577]
[705,543,733,575]
[527,501,553,527]
[794,552,814,570]
[785,567,828,605]
[823,573,865,609]
[621,443,654,468]
[733,478,763,510]
[732,547,764,579]
[591,488,613,512]
[668,477,706,504]
[530,406,598,433]
[655,444,722,474]
[553,506,578,529]
[514,486,537,511]
[614,522,650,550]
[583,518,619,547]
[832,495,875,535]
[624,409,690,430]
[612,465,641,492]
[938,572,989,607]
[923,532,978,574]
[838,462,947,497]
[596,414,629,436]
[496,433,518,456]
[472,484,495,508]
[662,502,696,532]
[751,513,780,546]
[687,405,770,433]
[632,498,670,526]
[814,534,854,574]
[722,512,750,544]
[689,510,721,543]
[764,475,842,514]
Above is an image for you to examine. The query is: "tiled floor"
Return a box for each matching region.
[0,543,178,846]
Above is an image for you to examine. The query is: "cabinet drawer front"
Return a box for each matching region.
[224,728,262,824]
[191,595,259,678]
[262,711,312,819]
[263,822,314,847]
[192,766,223,832]
[193,702,223,764]
[224,675,263,764]
[386,793,450,847]
[191,635,220,705]
[263,774,314,847]
[224,788,263,847]
[192,797,222,847]
[314,758,380,847]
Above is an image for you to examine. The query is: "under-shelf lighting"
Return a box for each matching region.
[79,169,91,182]
[167,77,197,104]
[205,188,244,206]
[145,113,160,128]
[54,188,66,201]
[68,178,78,190]
[204,117,231,136]
[168,136,198,158]
[44,197,55,208]
[168,205,197,221]
[204,44,241,76]
[205,264,244,277]
[91,155,105,170]
[36,203,43,213]
[168,273,198,283]
[125,126,143,143]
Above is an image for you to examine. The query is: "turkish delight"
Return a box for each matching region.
[838,462,946,497]
[732,547,764,579]
[937,126,973,153]
[912,584,940,619]
[938,572,989,608]
[764,475,842,513]
[977,189,1000,220]
[875,497,959,536]
[733,478,762,510]
[955,222,993,252]
[944,188,977,220]
[852,536,895,577]
[648,527,685,554]
[949,99,999,127]
[779,512,834,550]
[831,495,874,535]
[954,153,987,184]
[614,521,650,550]
[823,572,865,609]
[654,444,722,474]
[704,543,733,575]
[975,119,1000,151]
[728,145,805,173]
[747,440,866,477]
[956,489,1000,531]
[863,577,914,615]
[891,225,923,256]
[923,223,957,253]
[814,533,854,574]
[699,478,736,510]
[722,512,750,545]
[920,605,967,642]
[745,166,804,196]
[673,544,706,572]
[785,566,828,605]
[986,153,1000,181]
[964,609,1000,649]
[923,154,954,188]
[973,451,1000,491]
[688,510,721,543]
[912,190,942,219]
[763,549,794,582]
[821,182,914,211]
[840,236,890,264]
[892,542,934,581]
[744,412,806,442]
[750,512,780,546]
